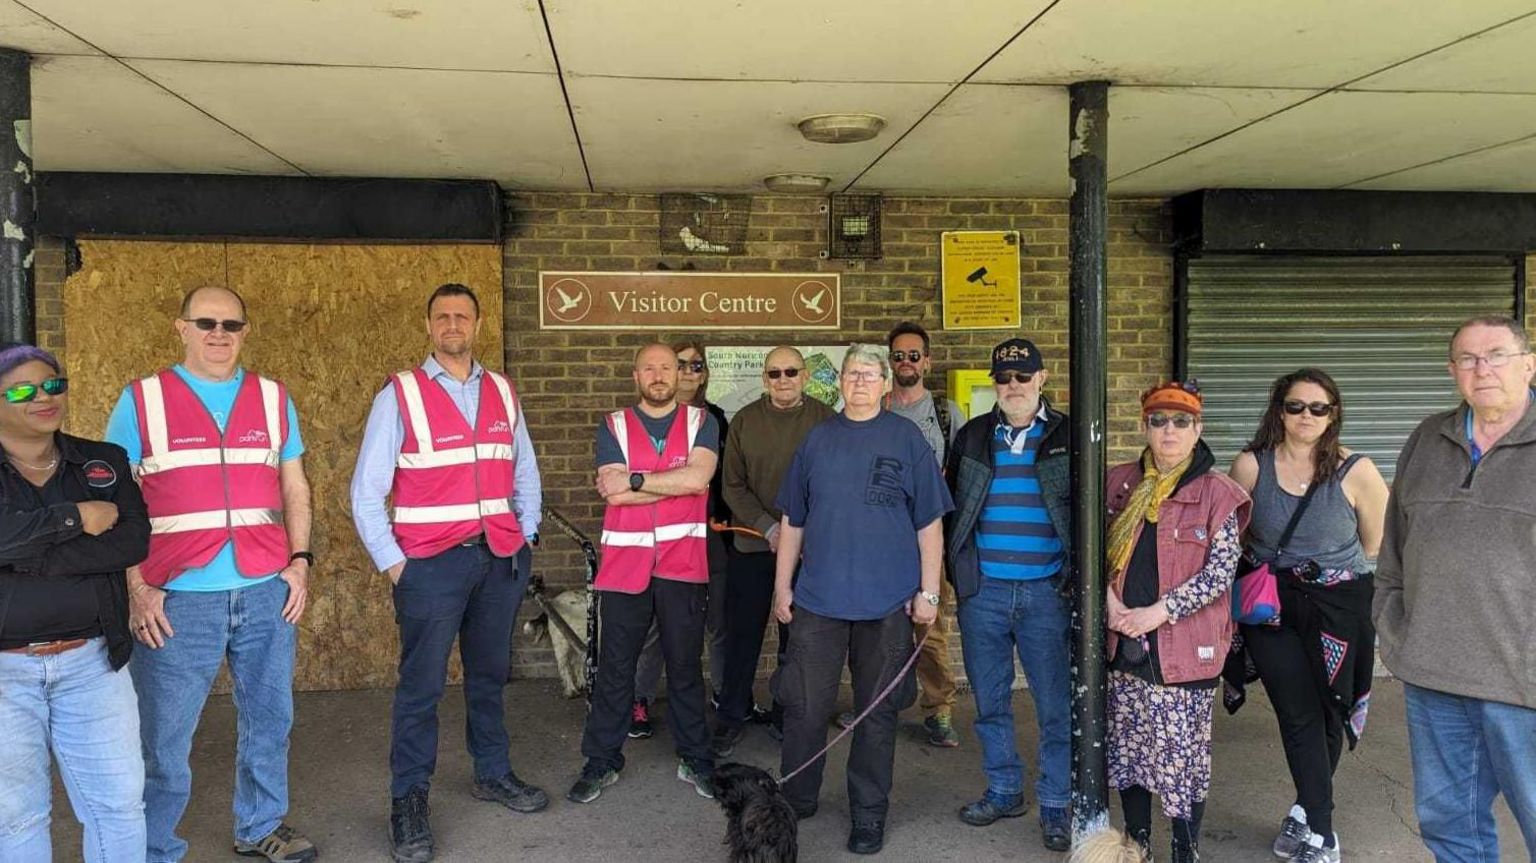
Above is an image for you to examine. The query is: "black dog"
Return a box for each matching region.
[712,762,798,863]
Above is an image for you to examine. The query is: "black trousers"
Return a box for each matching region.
[581,577,712,773]
[779,607,916,823]
[717,549,777,725]
[1244,621,1344,837]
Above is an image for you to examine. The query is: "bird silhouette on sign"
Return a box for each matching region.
[554,285,584,313]
[800,288,828,316]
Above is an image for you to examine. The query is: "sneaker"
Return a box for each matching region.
[472,770,549,813]
[748,703,774,725]
[677,758,715,799]
[566,765,619,804]
[847,820,885,855]
[835,709,856,729]
[924,713,961,748]
[711,722,746,758]
[628,699,654,739]
[235,822,318,863]
[1291,833,1340,863]
[1040,806,1071,852]
[959,792,1027,826]
[388,787,432,863]
[1273,807,1310,859]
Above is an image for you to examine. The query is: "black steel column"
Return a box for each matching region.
[1068,79,1110,837]
[0,48,36,344]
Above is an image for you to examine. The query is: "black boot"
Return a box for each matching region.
[390,786,433,863]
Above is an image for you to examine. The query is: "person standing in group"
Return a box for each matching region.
[710,346,834,756]
[1375,315,1536,862]
[944,337,1073,851]
[774,344,952,856]
[1229,368,1388,863]
[630,340,731,739]
[351,283,546,863]
[570,343,720,805]
[107,287,317,863]
[0,344,149,863]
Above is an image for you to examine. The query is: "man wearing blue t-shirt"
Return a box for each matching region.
[772,343,952,856]
[107,286,316,863]
[943,337,1073,852]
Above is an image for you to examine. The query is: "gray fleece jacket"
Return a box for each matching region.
[1374,396,1536,708]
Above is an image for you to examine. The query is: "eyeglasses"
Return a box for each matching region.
[183,317,248,333]
[843,370,884,384]
[765,367,802,380]
[1283,400,1334,417]
[889,350,926,364]
[993,371,1034,386]
[4,376,69,404]
[1146,412,1196,429]
[1453,350,1529,371]
[677,359,706,373]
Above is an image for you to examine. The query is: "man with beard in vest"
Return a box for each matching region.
[108,286,316,863]
[352,283,546,863]
[568,343,720,805]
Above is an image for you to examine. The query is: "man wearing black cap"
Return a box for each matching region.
[942,337,1074,852]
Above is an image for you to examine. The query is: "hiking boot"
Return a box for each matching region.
[472,770,549,813]
[1273,808,1310,859]
[1290,833,1341,863]
[388,787,432,863]
[711,722,746,758]
[959,792,1027,826]
[1039,806,1071,852]
[847,820,885,855]
[924,713,961,748]
[235,822,318,863]
[628,699,654,739]
[677,758,716,799]
[566,765,619,804]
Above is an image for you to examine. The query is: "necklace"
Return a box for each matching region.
[7,450,59,471]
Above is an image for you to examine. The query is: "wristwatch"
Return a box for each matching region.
[289,551,315,567]
[629,472,645,492]
[919,590,941,607]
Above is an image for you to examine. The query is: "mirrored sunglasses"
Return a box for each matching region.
[677,358,706,373]
[4,376,69,404]
[889,350,926,364]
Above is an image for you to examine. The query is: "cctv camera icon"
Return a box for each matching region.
[967,267,998,288]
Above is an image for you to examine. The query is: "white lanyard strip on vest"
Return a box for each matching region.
[396,443,514,470]
[136,373,283,476]
[393,498,512,525]
[394,368,519,458]
[150,507,281,535]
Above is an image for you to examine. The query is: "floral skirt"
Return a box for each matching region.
[1106,670,1216,820]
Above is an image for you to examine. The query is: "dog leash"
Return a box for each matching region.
[709,519,766,540]
[778,627,931,786]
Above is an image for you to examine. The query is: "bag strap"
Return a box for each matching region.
[1275,476,1322,556]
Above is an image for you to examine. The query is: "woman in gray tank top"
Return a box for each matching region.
[1229,368,1389,863]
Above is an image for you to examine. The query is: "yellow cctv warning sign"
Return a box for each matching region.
[941,230,1022,330]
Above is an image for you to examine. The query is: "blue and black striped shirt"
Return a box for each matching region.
[976,415,1065,580]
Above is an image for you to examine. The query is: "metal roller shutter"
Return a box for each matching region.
[1184,255,1518,482]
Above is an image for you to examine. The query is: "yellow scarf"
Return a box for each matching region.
[1107,449,1192,589]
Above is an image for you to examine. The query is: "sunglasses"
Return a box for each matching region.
[1283,400,1334,417]
[889,350,926,364]
[993,371,1035,386]
[183,317,248,333]
[765,367,803,380]
[4,376,69,404]
[1146,412,1196,429]
[677,359,706,373]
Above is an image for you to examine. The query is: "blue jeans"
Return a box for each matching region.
[1405,683,1536,862]
[131,576,296,862]
[957,575,1072,809]
[0,637,146,863]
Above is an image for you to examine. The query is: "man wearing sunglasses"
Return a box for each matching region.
[943,337,1074,851]
[104,286,317,863]
[351,283,546,863]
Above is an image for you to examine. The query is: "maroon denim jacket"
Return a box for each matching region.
[1105,461,1251,685]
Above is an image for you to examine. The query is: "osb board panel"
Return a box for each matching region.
[63,240,504,691]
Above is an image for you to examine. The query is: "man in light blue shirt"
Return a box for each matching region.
[109,285,317,863]
[350,283,545,863]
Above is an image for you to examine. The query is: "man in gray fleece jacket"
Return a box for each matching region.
[1374,315,1536,862]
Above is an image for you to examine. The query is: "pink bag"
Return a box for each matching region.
[1232,562,1280,625]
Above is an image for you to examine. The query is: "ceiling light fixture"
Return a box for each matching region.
[763,174,831,193]
[797,113,887,144]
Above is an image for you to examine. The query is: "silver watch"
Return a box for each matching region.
[919,590,941,607]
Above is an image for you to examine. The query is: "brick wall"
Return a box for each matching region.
[33,237,66,356]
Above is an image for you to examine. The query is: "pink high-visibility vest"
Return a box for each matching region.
[133,369,290,587]
[595,405,708,593]
[389,367,525,559]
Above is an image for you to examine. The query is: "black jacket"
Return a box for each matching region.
[0,433,149,670]
[943,398,1072,602]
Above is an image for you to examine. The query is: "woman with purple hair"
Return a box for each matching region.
[0,342,151,862]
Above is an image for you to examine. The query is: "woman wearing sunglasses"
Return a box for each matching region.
[1103,380,1251,862]
[1227,368,1388,863]
[0,344,151,862]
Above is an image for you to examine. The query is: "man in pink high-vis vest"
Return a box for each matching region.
[568,343,721,806]
[108,286,316,863]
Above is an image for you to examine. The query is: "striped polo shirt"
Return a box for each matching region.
[976,412,1064,580]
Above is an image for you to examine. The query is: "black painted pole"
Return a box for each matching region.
[1068,79,1110,838]
[0,47,36,345]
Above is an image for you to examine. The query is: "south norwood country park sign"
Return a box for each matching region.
[539,271,841,331]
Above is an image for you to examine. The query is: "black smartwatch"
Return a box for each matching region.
[289,551,315,567]
[629,472,645,492]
